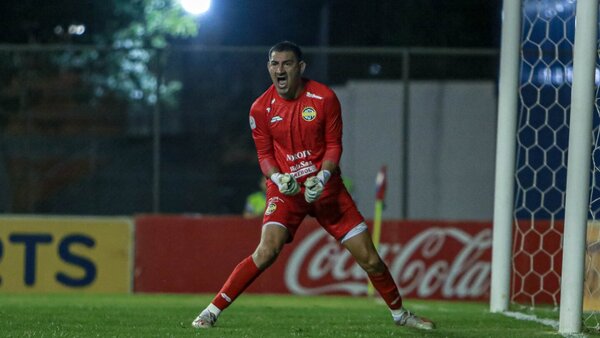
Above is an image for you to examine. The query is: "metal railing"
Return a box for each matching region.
[0,45,498,215]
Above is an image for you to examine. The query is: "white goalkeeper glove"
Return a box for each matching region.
[270,172,300,195]
[304,170,331,203]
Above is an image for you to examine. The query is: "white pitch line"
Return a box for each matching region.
[503,311,559,329]
[502,311,588,338]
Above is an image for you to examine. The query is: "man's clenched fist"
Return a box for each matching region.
[270,172,300,195]
[304,170,331,203]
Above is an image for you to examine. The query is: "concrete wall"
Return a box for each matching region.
[334,80,497,220]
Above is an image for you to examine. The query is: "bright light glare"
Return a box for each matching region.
[179,0,211,15]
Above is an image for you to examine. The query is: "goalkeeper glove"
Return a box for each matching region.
[270,172,300,195]
[304,170,331,203]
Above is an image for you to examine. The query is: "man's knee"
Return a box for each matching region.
[252,222,288,269]
[359,255,385,274]
[252,244,282,269]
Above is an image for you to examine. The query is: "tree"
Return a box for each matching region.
[58,0,199,110]
[0,0,200,212]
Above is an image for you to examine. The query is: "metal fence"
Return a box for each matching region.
[0,45,498,215]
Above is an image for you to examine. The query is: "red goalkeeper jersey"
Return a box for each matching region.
[249,78,342,184]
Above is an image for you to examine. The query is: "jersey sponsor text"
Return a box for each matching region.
[286,150,312,162]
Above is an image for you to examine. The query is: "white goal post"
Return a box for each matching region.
[491,0,599,334]
[559,0,598,333]
[490,0,521,315]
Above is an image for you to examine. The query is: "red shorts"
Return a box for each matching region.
[263,175,365,242]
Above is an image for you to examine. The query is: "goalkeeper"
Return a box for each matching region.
[192,41,434,331]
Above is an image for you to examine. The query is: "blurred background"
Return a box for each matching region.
[0,0,503,219]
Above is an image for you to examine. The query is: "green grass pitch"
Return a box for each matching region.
[1,293,597,337]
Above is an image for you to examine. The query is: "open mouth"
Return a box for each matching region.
[276,74,287,88]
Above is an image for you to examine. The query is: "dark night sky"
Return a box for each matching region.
[0,0,502,47]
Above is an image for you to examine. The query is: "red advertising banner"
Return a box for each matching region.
[134,215,493,300]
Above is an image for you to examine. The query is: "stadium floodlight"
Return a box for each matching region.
[179,0,211,15]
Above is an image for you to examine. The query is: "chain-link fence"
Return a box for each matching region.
[0,45,498,215]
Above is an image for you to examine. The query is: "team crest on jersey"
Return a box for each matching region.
[265,202,277,215]
[265,197,283,216]
[301,107,317,121]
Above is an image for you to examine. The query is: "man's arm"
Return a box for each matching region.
[321,159,337,174]
[249,105,300,195]
[321,93,343,166]
[304,93,343,203]
[249,109,278,177]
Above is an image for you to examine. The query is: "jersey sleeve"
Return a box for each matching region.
[249,101,279,176]
[322,92,343,165]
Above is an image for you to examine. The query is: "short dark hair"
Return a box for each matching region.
[268,41,303,62]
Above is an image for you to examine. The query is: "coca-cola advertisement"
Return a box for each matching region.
[134,215,492,301]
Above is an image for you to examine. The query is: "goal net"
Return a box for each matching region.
[508,0,600,331]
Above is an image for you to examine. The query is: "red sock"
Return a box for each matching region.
[368,267,403,310]
[211,256,263,311]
